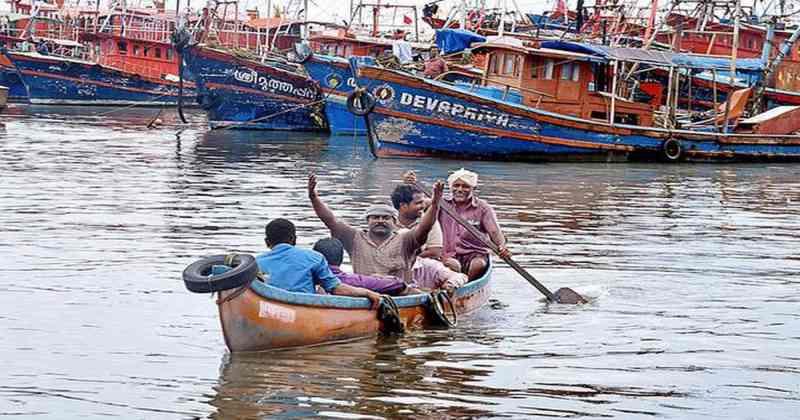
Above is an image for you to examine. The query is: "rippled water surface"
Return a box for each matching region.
[1,105,799,419]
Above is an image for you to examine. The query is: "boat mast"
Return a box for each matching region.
[722,0,741,133]
[751,21,800,114]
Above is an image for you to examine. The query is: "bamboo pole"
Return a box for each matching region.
[722,0,741,133]
[610,60,617,126]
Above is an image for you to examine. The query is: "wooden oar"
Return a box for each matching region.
[414,182,587,304]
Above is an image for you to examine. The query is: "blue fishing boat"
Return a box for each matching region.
[302,29,483,135]
[350,41,800,162]
[180,44,326,131]
[5,51,192,105]
[0,66,27,101]
[302,53,366,135]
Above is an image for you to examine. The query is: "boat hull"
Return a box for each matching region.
[303,54,366,135]
[218,264,492,352]
[0,64,29,101]
[182,46,326,131]
[354,66,800,162]
[4,52,195,106]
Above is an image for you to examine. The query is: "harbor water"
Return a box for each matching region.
[0,105,798,419]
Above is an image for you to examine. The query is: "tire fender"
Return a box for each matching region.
[182,254,258,293]
[661,138,683,162]
[346,88,376,116]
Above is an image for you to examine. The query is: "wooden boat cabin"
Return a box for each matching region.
[470,41,656,126]
[81,32,181,80]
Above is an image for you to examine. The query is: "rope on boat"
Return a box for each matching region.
[210,98,328,131]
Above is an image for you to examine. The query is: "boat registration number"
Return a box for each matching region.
[259,302,296,323]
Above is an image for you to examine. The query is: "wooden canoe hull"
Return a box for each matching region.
[217,264,493,352]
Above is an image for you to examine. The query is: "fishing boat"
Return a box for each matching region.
[183,254,492,352]
[302,53,365,135]
[4,34,195,105]
[301,27,433,135]
[350,40,800,162]
[0,35,30,101]
[180,43,326,130]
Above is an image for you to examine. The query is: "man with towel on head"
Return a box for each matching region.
[440,168,510,280]
[308,174,444,284]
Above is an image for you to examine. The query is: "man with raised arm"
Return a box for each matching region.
[308,174,443,283]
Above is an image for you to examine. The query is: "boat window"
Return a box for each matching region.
[488,53,499,74]
[143,47,150,57]
[561,62,580,81]
[133,45,139,56]
[531,58,538,78]
[118,41,127,54]
[544,59,554,80]
[155,48,162,58]
[167,48,173,61]
[503,53,519,76]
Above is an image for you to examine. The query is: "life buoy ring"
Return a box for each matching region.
[429,290,457,328]
[661,138,683,162]
[182,254,258,293]
[346,88,376,116]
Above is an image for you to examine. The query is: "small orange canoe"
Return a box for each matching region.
[213,262,493,352]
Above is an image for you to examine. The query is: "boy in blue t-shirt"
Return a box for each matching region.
[256,218,381,309]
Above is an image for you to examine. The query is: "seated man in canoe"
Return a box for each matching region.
[405,169,510,280]
[313,237,422,296]
[256,218,381,308]
[308,174,442,284]
[391,183,468,293]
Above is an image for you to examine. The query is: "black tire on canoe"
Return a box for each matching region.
[182,254,258,293]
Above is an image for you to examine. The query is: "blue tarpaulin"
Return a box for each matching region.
[540,41,764,73]
[435,29,486,54]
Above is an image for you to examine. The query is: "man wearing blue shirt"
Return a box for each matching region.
[256,218,381,309]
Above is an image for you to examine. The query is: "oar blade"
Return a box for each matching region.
[552,288,588,304]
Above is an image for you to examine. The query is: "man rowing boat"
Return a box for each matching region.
[441,168,510,280]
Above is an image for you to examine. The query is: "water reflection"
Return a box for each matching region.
[1,106,799,419]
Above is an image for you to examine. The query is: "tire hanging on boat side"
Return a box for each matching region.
[347,89,376,116]
[661,138,683,162]
[182,254,259,293]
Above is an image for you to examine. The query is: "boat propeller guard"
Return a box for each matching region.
[429,290,458,328]
[378,295,405,335]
